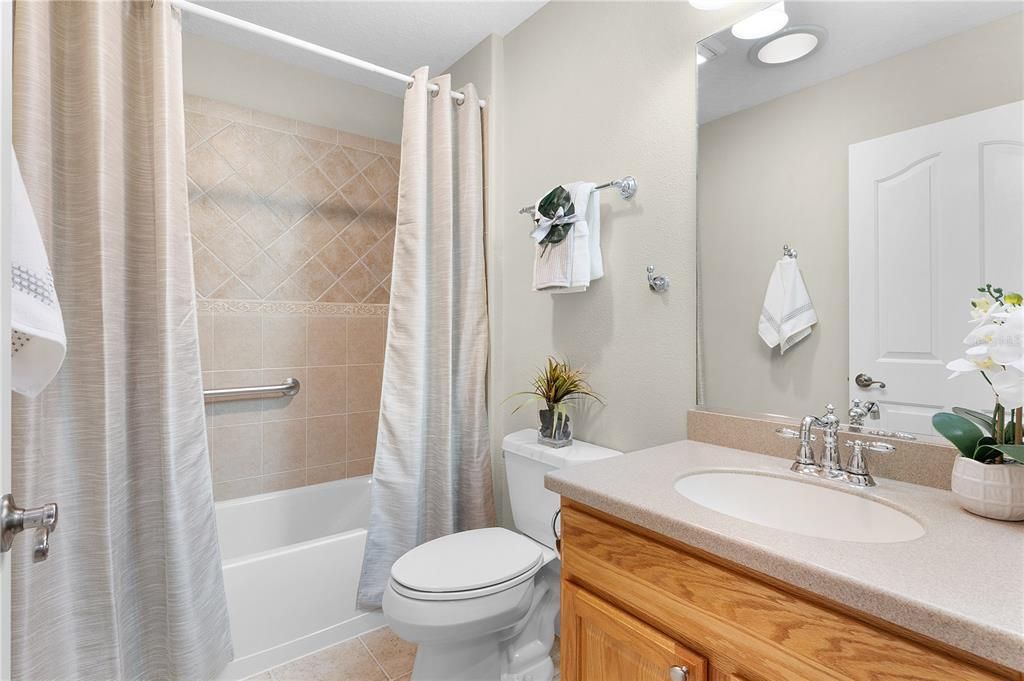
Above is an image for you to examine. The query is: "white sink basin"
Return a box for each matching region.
[674,471,925,543]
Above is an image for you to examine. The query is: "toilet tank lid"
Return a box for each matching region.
[502,429,623,469]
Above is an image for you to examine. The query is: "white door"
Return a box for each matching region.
[0,0,13,675]
[849,101,1024,435]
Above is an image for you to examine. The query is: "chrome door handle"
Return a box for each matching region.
[1,494,58,562]
[669,665,689,681]
[854,373,886,389]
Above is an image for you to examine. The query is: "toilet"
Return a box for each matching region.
[382,429,622,681]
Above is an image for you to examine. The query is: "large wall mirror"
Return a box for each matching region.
[696,2,1023,438]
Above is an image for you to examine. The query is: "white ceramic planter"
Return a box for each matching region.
[951,457,1024,521]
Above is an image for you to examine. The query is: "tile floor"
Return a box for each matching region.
[247,627,561,681]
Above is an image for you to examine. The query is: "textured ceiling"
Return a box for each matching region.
[181,1,546,97]
[699,2,1023,123]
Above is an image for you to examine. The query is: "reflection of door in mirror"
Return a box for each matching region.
[849,102,1023,435]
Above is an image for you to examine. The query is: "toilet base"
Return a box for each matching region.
[408,562,561,681]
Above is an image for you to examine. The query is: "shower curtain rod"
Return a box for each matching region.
[170,0,487,108]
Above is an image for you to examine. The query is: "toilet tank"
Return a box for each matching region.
[502,429,622,550]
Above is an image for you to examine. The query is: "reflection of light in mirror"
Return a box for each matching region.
[731,1,788,40]
[757,32,819,64]
[697,52,708,65]
[688,0,733,10]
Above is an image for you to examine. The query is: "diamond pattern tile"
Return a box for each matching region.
[187,97,400,303]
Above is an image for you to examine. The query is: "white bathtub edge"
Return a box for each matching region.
[216,609,387,681]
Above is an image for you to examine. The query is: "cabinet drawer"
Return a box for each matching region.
[563,581,707,681]
[560,502,1015,681]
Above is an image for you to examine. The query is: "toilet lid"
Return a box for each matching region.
[391,527,544,593]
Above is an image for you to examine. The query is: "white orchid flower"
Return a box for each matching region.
[991,366,1024,410]
[969,300,1006,324]
[964,322,1000,346]
[946,355,1005,378]
[989,308,1024,367]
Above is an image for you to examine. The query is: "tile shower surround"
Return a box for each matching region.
[198,301,387,501]
[184,94,399,304]
[185,95,399,500]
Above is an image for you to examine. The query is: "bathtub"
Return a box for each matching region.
[214,476,385,680]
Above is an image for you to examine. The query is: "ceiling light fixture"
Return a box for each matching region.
[688,0,734,10]
[749,25,826,66]
[731,1,788,40]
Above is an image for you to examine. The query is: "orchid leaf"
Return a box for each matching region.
[972,436,999,462]
[952,407,995,435]
[932,412,985,458]
[974,443,1024,464]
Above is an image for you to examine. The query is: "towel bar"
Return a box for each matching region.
[518,176,637,215]
[203,377,300,402]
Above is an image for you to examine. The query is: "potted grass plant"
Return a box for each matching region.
[509,357,603,448]
[933,284,1024,521]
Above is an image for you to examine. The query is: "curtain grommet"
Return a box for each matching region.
[407,80,414,90]
[430,88,440,98]
[455,92,465,106]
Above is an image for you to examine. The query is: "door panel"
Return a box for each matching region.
[849,101,1024,434]
[562,582,707,681]
[1,0,14,674]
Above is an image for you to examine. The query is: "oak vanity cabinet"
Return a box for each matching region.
[558,501,1021,681]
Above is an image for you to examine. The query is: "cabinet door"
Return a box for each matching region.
[710,671,750,681]
[562,582,707,681]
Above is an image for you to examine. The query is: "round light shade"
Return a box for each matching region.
[757,31,819,64]
[731,1,788,40]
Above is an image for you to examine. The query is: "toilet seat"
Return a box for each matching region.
[390,527,545,602]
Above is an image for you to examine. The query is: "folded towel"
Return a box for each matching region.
[10,150,66,396]
[533,182,600,293]
[758,257,816,354]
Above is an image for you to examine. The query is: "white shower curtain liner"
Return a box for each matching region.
[11,2,233,678]
[358,67,494,608]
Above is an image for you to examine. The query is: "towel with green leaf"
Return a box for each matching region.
[530,182,602,292]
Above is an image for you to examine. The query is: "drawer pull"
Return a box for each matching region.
[669,665,689,681]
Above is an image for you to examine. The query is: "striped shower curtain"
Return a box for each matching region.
[11,2,233,678]
[357,67,494,608]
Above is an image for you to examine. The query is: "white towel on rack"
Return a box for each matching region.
[758,257,816,354]
[10,150,66,396]
[533,182,601,293]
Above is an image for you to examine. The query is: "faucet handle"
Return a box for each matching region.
[843,440,895,487]
[776,427,814,440]
[844,440,895,454]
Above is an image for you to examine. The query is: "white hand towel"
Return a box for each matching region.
[10,151,66,396]
[533,182,598,293]
[758,257,816,354]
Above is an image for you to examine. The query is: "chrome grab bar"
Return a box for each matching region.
[203,377,300,402]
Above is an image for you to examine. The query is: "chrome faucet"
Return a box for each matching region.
[775,404,843,479]
[843,440,896,487]
[775,418,819,475]
[848,399,879,427]
[816,404,844,480]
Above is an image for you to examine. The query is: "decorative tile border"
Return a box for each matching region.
[196,298,389,317]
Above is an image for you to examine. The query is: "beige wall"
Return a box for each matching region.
[698,14,1024,421]
[182,33,403,143]
[495,2,756,456]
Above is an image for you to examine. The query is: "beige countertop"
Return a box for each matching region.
[545,439,1024,671]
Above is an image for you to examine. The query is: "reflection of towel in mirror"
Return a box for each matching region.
[10,150,66,396]
[758,258,816,354]
[533,182,602,293]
